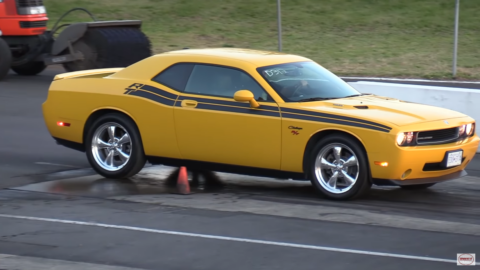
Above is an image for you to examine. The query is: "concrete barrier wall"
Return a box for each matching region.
[347,81,480,153]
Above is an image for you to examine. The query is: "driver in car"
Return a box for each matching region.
[279,80,309,97]
[263,69,310,97]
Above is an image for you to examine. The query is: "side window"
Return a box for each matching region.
[152,63,195,92]
[184,64,274,102]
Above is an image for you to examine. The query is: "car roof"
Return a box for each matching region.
[154,48,311,67]
[110,48,312,80]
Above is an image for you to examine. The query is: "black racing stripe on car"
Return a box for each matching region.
[280,107,392,131]
[140,85,178,100]
[129,90,177,106]
[195,103,281,117]
[282,112,390,132]
[177,96,279,111]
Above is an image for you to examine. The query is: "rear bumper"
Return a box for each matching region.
[53,137,85,152]
[373,170,468,186]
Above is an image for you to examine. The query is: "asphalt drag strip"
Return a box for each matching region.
[0,253,148,270]
[8,165,480,236]
[1,165,480,269]
[0,213,473,266]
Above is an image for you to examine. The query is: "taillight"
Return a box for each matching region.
[57,121,70,127]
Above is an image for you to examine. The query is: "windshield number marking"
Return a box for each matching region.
[265,69,287,77]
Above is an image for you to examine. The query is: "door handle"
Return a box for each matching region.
[181,99,198,108]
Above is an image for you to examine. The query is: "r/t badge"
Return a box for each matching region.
[289,126,302,135]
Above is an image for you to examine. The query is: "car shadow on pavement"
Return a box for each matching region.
[10,166,480,222]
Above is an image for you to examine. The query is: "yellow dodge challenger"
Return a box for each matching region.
[42,48,479,200]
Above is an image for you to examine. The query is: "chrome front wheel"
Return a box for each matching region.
[309,134,371,200]
[314,143,359,194]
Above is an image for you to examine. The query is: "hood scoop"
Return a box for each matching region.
[330,103,369,110]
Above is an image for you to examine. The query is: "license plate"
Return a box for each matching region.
[446,150,463,167]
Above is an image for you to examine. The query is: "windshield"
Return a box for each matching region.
[257,61,361,102]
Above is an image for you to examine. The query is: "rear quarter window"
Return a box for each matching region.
[152,63,195,92]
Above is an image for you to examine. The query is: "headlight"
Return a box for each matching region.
[396,133,406,145]
[29,6,46,14]
[459,125,466,136]
[397,132,414,146]
[18,6,46,15]
[466,123,475,136]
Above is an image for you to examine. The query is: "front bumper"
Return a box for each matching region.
[372,170,468,186]
[0,15,48,36]
[369,135,479,185]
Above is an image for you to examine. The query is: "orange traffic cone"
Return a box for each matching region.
[176,166,191,195]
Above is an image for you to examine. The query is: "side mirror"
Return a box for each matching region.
[233,90,260,108]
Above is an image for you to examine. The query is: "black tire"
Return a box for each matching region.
[308,134,372,200]
[63,27,152,72]
[11,61,46,76]
[400,183,436,190]
[85,113,146,179]
[0,38,12,81]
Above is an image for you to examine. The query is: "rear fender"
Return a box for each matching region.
[51,20,143,56]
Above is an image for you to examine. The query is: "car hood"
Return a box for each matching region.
[292,95,467,127]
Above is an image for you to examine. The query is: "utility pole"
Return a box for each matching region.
[453,0,460,77]
[277,0,282,51]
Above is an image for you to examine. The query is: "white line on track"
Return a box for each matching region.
[34,162,80,168]
[341,76,480,84]
[0,214,474,265]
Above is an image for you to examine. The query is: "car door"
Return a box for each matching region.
[173,63,282,170]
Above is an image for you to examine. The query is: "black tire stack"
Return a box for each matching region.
[63,27,152,72]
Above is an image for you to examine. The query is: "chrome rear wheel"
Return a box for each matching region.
[91,122,132,172]
[85,113,146,179]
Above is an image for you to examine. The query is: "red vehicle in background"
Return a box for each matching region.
[0,0,152,81]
